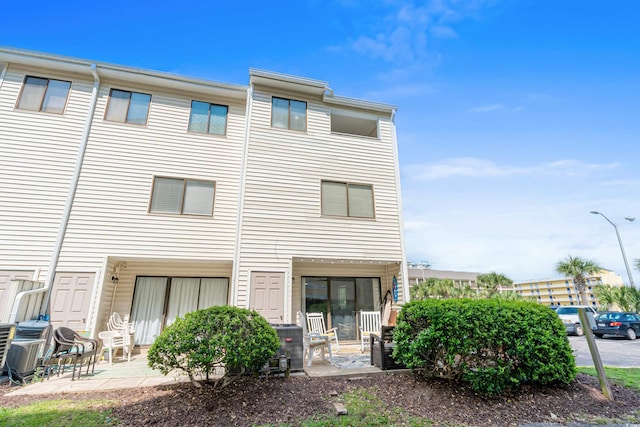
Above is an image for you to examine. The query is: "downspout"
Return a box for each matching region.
[0,62,8,90]
[231,84,253,307]
[390,109,410,303]
[41,64,101,313]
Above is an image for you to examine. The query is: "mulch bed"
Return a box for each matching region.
[2,372,640,426]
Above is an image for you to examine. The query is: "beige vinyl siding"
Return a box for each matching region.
[57,82,245,270]
[0,65,92,275]
[236,89,403,307]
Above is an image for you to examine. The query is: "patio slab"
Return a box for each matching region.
[4,344,393,396]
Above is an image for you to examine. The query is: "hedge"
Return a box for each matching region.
[393,299,576,395]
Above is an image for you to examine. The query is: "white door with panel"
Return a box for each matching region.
[249,272,285,324]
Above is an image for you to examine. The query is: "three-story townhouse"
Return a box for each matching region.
[0,47,408,344]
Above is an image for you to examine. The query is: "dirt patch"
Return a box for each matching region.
[2,373,640,426]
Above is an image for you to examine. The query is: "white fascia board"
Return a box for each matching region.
[0,46,247,100]
[249,68,328,95]
[323,94,396,115]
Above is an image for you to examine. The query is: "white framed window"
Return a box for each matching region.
[321,180,374,218]
[188,101,228,135]
[149,177,215,216]
[105,89,151,125]
[271,97,306,131]
[16,76,71,114]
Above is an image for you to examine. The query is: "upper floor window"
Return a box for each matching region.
[16,76,71,114]
[272,97,306,131]
[321,180,374,218]
[188,101,228,135]
[149,177,215,216]
[105,89,151,125]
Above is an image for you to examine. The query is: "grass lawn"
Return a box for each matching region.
[577,367,640,391]
[294,389,433,427]
[0,399,115,427]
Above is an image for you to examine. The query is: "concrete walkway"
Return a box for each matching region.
[5,344,389,396]
[5,351,188,396]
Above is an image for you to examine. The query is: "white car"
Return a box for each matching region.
[555,306,597,336]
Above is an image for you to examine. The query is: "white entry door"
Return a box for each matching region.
[249,272,285,324]
[50,272,95,330]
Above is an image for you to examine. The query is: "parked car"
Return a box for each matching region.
[593,311,640,340]
[555,306,597,336]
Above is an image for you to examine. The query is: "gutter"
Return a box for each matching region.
[0,47,247,100]
[41,64,101,313]
[231,83,254,307]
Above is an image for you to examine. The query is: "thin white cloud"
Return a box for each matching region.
[347,0,494,65]
[599,179,640,187]
[469,104,503,113]
[430,25,458,38]
[407,158,620,180]
[364,82,434,99]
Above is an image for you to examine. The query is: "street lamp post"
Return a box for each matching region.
[590,211,635,287]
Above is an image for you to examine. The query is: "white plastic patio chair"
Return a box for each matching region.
[306,312,339,353]
[359,311,381,352]
[98,330,131,365]
[297,311,332,366]
[105,312,134,362]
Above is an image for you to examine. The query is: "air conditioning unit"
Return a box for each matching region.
[3,339,46,378]
[0,323,16,371]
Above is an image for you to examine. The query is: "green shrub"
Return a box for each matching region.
[147,306,280,389]
[393,299,576,395]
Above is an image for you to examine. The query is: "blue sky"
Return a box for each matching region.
[2,1,639,282]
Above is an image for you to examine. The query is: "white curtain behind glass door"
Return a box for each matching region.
[165,278,200,325]
[198,278,229,308]
[131,277,167,345]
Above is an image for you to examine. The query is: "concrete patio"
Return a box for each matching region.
[4,343,391,396]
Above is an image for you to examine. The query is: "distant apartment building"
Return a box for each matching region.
[514,270,624,307]
[407,264,481,288]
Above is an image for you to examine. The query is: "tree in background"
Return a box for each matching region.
[410,276,526,301]
[555,255,602,305]
[411,278,455,300]
[477,272,514,297]
[593,284,616,310]
[613,285,640,313]
[635,258,640,272]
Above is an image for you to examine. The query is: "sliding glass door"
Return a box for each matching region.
[131,276,229,345]
[131,277,167,346]
[303,277,381,340]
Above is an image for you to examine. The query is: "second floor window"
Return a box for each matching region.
[188,101,228,135]
[105,89,151,125]
[272,97,306,131]
[321,180,374,218]
[17,76,71,114]
[149,177,215,216]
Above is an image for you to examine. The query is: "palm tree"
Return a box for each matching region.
[477,272,514,297]
[612,285,640,313]
[555,255,602,305]
[593,284,616,310]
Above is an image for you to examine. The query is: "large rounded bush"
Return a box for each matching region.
[393,299,576,395]
[147,306,280,388]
